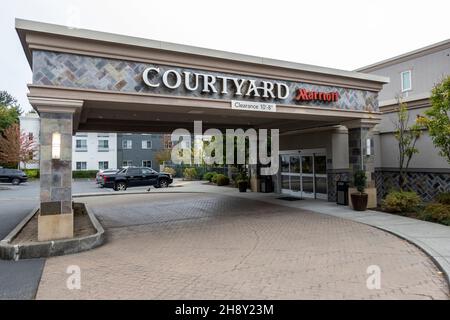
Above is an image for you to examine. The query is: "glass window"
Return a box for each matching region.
[401,70,412,92]
[122,160,132,167]
[290,156,300,174]
[281,175,290,189]
[122,140,132,149]
[142,160,152,168]
[142,140,152,149]
[127,168,140,175]
[302,156,313,174]
[98,161,109,170]
[75,139,87,150]
[315,177,327,195]
[98,139,109,150]
[314,155,327,174]
[141,168,152,175]
[28,132,33,141]
[290,176,301,192]
[76,162,87,170]
[281,155,289,173]
[302,176,314,193]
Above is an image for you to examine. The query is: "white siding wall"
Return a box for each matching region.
[72,133,117,171]
[19,113,40,169]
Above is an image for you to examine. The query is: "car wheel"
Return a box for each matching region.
[11,178,20,185]
[115,182,127,191]
[159,179,169,188]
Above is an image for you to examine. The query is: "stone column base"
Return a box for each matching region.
[348,187,377,209]
[38,213,74,241]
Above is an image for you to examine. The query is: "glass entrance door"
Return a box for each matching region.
[280,152,328,199]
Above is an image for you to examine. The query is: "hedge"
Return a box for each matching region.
[72,170,98,179]
[23,169,40,179]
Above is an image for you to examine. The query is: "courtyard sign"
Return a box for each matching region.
[142,67,290,99]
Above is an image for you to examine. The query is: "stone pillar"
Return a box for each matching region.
[327,125,351,202]
[343,119,379,208]
[30,98,83,241]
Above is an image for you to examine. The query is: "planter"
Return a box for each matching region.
[350,193,368,211]
[238,182,248,192]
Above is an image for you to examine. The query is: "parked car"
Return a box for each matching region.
[101,167,173,191]
[96,168,120,186]
[0,167,28,185]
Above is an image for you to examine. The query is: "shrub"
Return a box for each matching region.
[435,192,450,205]
[163,167,176,176]
[381,190,421,213]
[23,169,39,179]
[353,170,366,193]
[211,172,219,183]
[419,203,450,226]
[183,168,198,180]
[233,173,248,188]
[72,170,98,179]
[215,174,230,186]
[203,171,216,182]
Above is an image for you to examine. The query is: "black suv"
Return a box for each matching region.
[0,167,28,185]
[101,167,173,191]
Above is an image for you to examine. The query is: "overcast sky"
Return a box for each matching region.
[1,0,449,112]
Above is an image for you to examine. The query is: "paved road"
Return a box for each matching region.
[37,192,448,299]
[0,182,43,299]
[0,178,181,299]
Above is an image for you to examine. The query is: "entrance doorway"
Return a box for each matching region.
[280,149,327,199]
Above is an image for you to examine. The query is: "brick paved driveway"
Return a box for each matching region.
[36,193,449,299]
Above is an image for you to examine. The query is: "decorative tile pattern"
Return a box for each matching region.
[327,170,351,202]
[33,51,379,112]
[374,170,450,202]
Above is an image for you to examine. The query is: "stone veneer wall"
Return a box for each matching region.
[39,112,73,215]
[327,170,351,202]
[374,170,450,202]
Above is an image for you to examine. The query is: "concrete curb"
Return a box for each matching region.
[369,224,450,287]
[73,190,206,198]
[0,203,105,261]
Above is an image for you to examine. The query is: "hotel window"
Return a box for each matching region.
[142,160,152,168]
[164,140,173,149]
[401,70,412,92]
[98,139,109,151]
[76,162,87,170]
[142,140,152,149]
[122,160,132,167]
[98,161,109,170]
[75,139,87,151]
[122,140,132,149]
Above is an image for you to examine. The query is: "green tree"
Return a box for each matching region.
[421,76,450,164]
[0,91,22,133]
[393,99,423,189]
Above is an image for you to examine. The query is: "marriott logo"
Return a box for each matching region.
[294,88,339,102]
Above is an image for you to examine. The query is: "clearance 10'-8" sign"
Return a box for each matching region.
[142,66,339,111]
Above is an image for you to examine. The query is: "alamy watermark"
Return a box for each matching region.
[170,121,279,175]
[66,265,81,290]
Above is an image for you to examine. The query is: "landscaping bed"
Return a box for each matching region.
[0,202,105,260]
[377,191,450,226]
[11,203,96,244]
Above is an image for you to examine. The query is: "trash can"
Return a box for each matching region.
[336,181,349,205]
